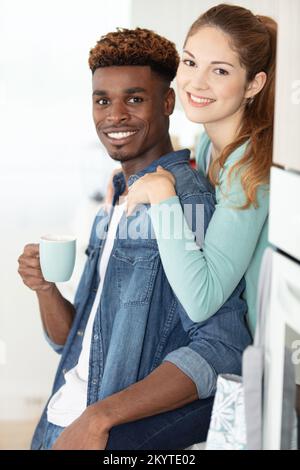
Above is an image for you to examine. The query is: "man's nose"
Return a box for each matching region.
[106,102,129,124]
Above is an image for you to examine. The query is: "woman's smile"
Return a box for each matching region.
[187,92,216,107]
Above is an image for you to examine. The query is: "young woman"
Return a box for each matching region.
[126,3,277,335]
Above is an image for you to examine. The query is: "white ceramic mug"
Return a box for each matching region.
[39,235,76,282]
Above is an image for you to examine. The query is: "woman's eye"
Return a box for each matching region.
[214,68,229,76]
[182,59,196,67]
[128,96,143,104]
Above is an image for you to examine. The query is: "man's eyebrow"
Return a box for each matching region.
[92,90,106,96]
[92,87,147,96]
[124,87,147,94]
[182,50,234,67]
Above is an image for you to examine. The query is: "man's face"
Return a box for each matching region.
[92,66,174,163]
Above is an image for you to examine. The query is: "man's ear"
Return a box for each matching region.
[244,71,267,100]
[164,88,176,116]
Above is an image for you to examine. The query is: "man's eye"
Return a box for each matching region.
[128,96,143,104]
[97,98,109,105]
[214,68,229,76]
[182,59,196,67]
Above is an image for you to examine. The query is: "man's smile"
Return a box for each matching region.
[101,127,140,146]
[107,130,138,140]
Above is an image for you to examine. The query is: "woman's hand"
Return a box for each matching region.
[126,166,176,216]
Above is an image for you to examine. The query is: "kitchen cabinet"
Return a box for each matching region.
[263,0,300,450]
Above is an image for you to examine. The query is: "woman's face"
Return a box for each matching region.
[177,26,249,126]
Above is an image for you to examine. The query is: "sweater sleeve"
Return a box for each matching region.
[148,148,269,323]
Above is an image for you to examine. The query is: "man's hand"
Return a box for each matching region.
[18,243,54,292]
[52,405,110,450]
[18,244,76,345]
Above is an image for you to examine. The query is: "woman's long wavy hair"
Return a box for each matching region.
[185,4,277,208]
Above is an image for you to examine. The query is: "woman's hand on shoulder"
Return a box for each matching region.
[126,166,176,216]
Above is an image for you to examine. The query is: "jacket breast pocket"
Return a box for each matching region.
[113,244,159,306]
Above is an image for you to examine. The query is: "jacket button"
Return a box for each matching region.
[62,368,67,375]
[93,334,98,340]
[92,379,97,385]
[77,330,84,336]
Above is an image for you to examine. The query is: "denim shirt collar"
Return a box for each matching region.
[112,149,190,204]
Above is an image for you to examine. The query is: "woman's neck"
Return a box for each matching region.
[204,108,243,160]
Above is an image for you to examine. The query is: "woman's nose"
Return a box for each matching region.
[191,71,209,90]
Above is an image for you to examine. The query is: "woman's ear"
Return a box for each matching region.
[245,71,268,100]
[164,88,176,116]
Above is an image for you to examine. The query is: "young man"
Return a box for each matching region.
[18,28,251,450]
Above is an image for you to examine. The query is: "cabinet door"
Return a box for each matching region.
[263,251,300,449]
[273,0,300,171]
[269,167,300,261]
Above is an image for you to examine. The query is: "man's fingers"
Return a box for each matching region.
[18,243,40,268]
[18,243,51,292]
[23,243,39,256]
[18,256,41,269]
[18,266,44,280]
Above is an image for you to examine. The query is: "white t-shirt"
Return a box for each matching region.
[47,202,125,427]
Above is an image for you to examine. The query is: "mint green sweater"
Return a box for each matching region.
[149,133,269,335]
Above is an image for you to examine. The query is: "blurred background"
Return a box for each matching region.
[0,0,282,449]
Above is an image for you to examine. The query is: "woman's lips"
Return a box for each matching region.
[187,92,216,108]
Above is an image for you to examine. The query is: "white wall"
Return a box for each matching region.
[130,0,279,48]
[0,0,131,421]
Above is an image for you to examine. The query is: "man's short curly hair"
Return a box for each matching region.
[88,28,179,83]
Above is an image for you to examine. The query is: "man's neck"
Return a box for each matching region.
[121,136,173,182]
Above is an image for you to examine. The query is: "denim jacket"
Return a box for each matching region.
[31,149,251,449]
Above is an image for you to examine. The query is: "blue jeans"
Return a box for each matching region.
[40,397,214,450]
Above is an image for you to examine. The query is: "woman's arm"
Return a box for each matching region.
[148,166,269,323]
